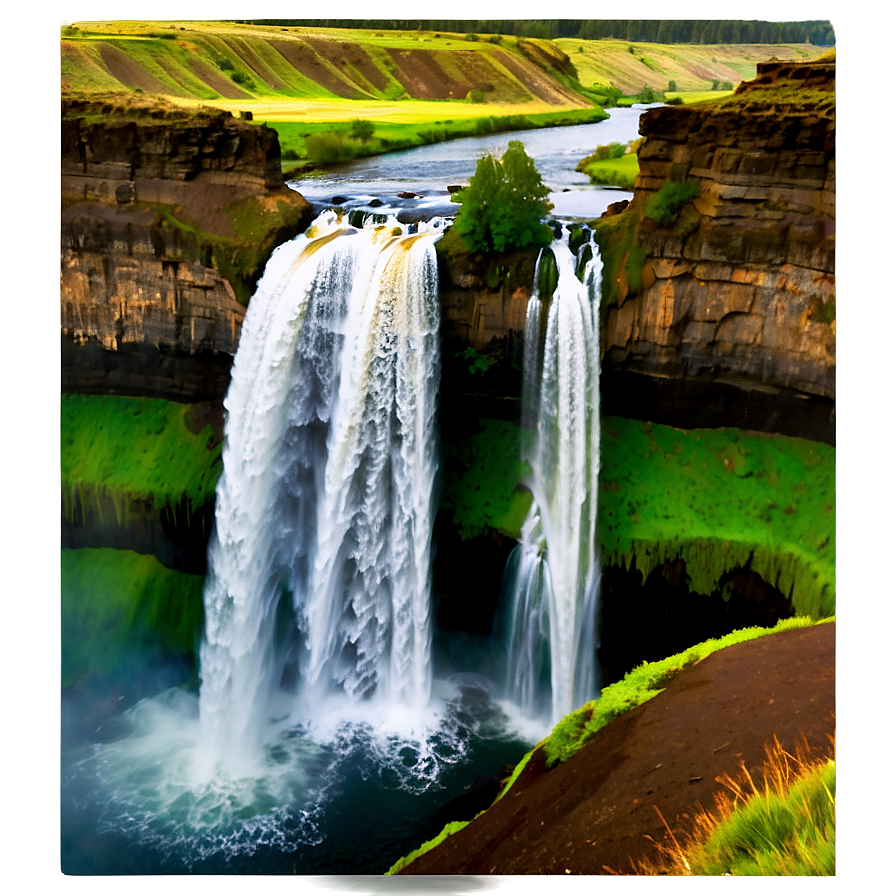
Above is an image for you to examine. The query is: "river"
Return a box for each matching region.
[289,104,657,220]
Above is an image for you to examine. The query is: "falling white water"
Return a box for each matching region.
[197,211,444,779]
[504,231,603,724]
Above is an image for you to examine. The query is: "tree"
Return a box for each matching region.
[453,141,553,254]
[349,119,375,142]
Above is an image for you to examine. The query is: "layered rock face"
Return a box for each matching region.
[62,98,284,201]
[62,202,245,401]
[600,61,835,440]
[437,241,535,353]
[61,96,312,402]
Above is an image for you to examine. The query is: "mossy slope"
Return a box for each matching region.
[439,418,532,540]
[61,547,205,687]
[600,416,835,618]
[61,393,224,527]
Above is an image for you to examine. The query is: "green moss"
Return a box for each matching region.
[643,180,701,225]
[591,209,640,316]
[155,194,311,306]
[813,296,836,325]
[624,243,647,292]
[61,548,205,687]
[599,416,835,618]
[440,418,532,540]
[61,393,223,522]
[386,819,472,875]
[542,617,830,767]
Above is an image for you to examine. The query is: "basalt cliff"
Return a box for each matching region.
[61,94,313,402]
[596,59,835,442]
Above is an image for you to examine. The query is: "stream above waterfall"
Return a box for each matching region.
[289,104,657,220]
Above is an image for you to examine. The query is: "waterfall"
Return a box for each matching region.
[197,212,443,778]
[504,233,603,724]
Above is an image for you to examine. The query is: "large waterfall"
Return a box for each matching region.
[503,234,603,724]
[197,211,443,777]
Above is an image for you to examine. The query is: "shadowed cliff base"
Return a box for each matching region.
[395,621,834,875]
[600,368,835,445]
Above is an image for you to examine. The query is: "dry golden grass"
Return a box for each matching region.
[636,733,836,876]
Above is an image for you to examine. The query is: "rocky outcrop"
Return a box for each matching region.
[61,95,313,402]
[597,59,835,441]
[437,234,536,354]
[62,96,284,201]
[436,231,539,421]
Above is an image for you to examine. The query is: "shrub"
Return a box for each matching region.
[419,127,447,145]
[584,142,626,161]
[348,119,375,141]
[644,180,700,225]
[668,80,677,91]
[305,132,355,165]
[467,89,486,103]
[453,140,553,253]
[231,71,255,88]
[637,85,664,103]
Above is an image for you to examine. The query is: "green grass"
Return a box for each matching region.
[643,180,701,224]
[666,90,735,104]
[599,416,835,619]
[694,762,835,875]
[439,418,533,540]
[61,547,205,687]
[270,107,609,172]
[577,151,639,189]
[61,393,223,523]
[542,617,830,767]
[640,737,835,875]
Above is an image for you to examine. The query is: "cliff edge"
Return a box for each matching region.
[61,94,313,402]
[596,57,835,441]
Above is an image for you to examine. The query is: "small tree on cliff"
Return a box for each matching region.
[453,141,553,253]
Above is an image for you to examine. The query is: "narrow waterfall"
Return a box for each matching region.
[197,212,443,777]
[504,234,603,724]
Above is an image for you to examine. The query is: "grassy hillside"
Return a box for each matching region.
[557,38,822,95]
[62,21,590,107]
[62,21,825,112]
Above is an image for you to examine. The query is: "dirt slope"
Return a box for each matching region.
[398,622,835,875]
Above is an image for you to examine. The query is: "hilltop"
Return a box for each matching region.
[62,20,824,111]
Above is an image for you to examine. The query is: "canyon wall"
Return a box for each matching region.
[62,96,313,402]
[597,60,835,441]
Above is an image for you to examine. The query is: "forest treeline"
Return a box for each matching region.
[244,19,835,46]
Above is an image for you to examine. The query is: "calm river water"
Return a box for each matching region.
[290,104,657,220]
